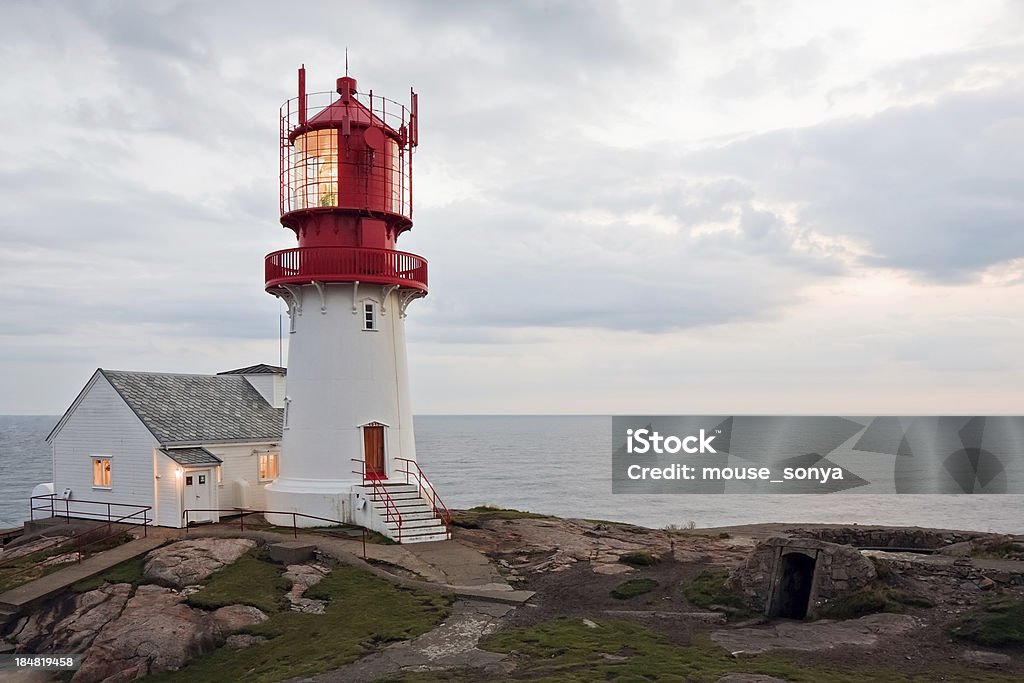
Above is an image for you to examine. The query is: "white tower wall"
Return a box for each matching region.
[265,282,417,525]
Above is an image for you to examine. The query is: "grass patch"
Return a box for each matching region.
[820,587,935,619]
[611,578,658,600]
[617,551,660,567]
[951,596,1024,648]
[682,569,750,617]
[186,552,291,614]
[976,541,1024,560]
[148,565,452,683]
[468,617,1018,682]
[450,505,552,528]
[72,556,148,592]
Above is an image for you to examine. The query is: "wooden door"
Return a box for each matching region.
[363,424,386,480]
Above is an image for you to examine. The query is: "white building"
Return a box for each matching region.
[46,364,286,529]
[43,362,450,542]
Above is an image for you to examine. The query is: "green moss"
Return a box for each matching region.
[465,617,1020,683]
[682,569,750,617]
[186,552,291,614]
[617,551,660,567]
[148,565,452,683]
[72,556,148,592]
[450,505,552,528]
[611,578,658,599]
[820,587,935,619]
[951,596,1024,648]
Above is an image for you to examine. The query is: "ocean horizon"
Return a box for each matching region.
[2,414,1022,534]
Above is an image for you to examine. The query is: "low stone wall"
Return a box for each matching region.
[789,527,983,549]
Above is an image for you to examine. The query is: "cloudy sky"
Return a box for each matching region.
[2,0,1023,415]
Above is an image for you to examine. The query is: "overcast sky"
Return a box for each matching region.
[2,0,1023,415]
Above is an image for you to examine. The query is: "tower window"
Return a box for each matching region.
[363,302,377,330]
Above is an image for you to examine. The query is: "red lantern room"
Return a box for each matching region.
[265,66,427,293]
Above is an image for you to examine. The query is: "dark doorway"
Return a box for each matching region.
[773,552,816,619]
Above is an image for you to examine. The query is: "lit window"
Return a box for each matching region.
[363,302,377,330]
[92,457,112,488]
[258,452,279,481]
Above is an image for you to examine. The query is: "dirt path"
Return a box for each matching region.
[294,599,515,683]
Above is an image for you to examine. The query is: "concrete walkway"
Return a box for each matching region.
[0,534,166,616]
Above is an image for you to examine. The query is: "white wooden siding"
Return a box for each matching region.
[153,451,182,527]
[205,443,276,512]
[51,375,159,525]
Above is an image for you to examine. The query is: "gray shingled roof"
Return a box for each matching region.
[101,370,283,444]
[160,447,223,466]
[218,364,286,375]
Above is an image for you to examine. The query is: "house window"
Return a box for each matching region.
[363,302,377,330]
[258,452,279,481]
[92,457,112,488]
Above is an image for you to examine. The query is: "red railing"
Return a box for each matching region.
[280,88,415,219]
[265,246,427,292]
[351,459,403,542]
[396,458,452,533]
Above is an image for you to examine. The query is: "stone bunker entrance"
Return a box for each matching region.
[771,552,816,619]
[729,537,878,620]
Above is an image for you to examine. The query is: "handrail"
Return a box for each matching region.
[395,457,452,533]
[265,246,427,292]
[351,459,403,542]
[181,507,370,559]
[30,494,151,535]
[1,506,152,585]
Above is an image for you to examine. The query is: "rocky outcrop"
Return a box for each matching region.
[711,613,920,654]
[73,585,221,683]
[792,527,982,550]
[143,538,256,587]
[210,604,268,632]
[11,583,133,654]
[284,562,329,613]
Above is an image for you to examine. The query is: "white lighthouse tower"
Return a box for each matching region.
[264,67,449,543]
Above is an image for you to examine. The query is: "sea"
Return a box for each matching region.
[2,414,1022,534]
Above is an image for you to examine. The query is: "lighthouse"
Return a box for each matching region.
[263,66,449,543]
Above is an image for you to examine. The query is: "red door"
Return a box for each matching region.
[363,424,386,480]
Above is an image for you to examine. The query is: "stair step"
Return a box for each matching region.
[399,530,451,544]
[357,483,418,492]
[387,518,446,530]
[388,524,446,535]
[387,499,428,509]
[398,511,440,521]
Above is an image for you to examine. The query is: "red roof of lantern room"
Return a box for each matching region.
[290,76,400,142]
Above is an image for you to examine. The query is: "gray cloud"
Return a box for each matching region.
[2,1,1024,413]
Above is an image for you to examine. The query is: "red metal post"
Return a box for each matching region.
[298,65,307,126]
